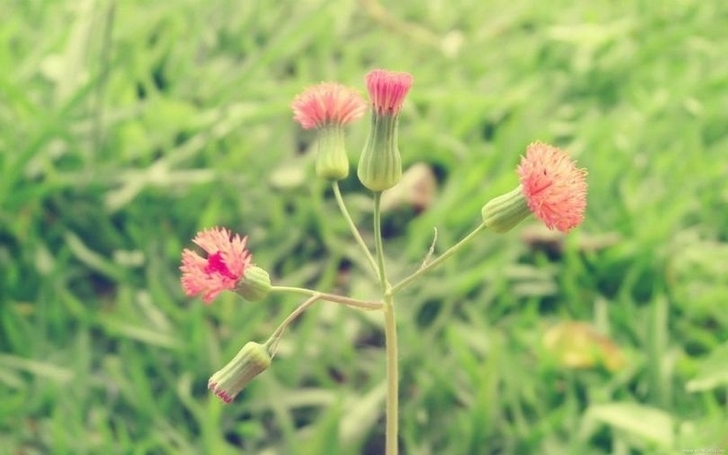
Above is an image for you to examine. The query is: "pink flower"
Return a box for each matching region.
[180,227,252,304]
[365,69,413,115]
[518,142,588,232]
[291,82,367,129]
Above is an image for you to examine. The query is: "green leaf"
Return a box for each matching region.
[583,402,674,448]
[686,344,728,392]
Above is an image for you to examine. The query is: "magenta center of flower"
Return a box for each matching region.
[204,252,237,280]
[530,174,553,196]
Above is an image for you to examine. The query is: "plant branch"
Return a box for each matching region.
[332,181,380,278]
[390,222,487,294]
[265,293,321,357]
[270,286,383,310]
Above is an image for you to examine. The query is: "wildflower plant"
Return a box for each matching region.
[180,69,588,454]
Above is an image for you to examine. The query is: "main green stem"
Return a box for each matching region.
[373,192,398,455]
[383,292,397,455]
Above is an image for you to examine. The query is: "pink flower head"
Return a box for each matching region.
[518,142,588,232]
[291,82,367,129]
[365,69,413,115]
[180,227,252,304]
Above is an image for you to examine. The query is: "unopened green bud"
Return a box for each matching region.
[357,111,402,192]
[208,341,272,404]
[481,186,531,233]
[315,125,350,180]
[235,266,271,301]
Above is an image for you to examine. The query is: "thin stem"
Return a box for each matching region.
[270,286,383,310]
[390,222,487,294]
[383,293,398,455]
[270,285,317,297]
[332,181,380,277]
[266,293,321,357]
[373,192,388,291]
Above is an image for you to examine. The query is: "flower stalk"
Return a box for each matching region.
[332,181,380,277]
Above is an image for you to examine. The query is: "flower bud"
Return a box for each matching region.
[291,82,367,181]
[208,341,272,404]
[356,69,413,192]
[357,111,402,191]
[234,266,271,301]
[481,186,531,233]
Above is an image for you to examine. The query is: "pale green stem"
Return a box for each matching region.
[383,292,398,455]
[270,286,383,310]
[373,191,398,455]
[265,294,321,357]
[373,192,388,291]
[332,181,380,277]
[390,222,487,295]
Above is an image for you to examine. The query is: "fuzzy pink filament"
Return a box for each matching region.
[180,227,252,303]
[365,69,413,115]
[291,82,367,129]
[518,142,588,232]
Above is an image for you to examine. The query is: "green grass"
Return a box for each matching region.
[2,0,727,453]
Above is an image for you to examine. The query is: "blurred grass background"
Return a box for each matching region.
[1,0,727,453]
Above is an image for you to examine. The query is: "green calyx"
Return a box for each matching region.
[208,341,272,403]
[315,125,349,180]
[481,186,532,233]
[357,111,402,192]
[235,266,271,301]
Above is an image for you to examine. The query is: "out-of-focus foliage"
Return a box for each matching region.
[1,0,726,453]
